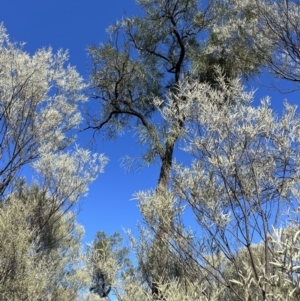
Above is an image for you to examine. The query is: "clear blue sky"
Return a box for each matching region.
[0,0,298,244]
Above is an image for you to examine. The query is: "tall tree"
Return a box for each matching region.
[86,0,268,296]
[89,71,300,301]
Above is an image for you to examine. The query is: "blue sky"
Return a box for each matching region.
[1,0,299,244]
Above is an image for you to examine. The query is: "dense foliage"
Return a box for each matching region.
[0,24,107,300]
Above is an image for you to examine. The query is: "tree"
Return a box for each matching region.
[86,232,132,300]
[154,72,300,300]
[86,0,269,297]
[0,184,87,301]
[88,71,300,301]
[0,150,107,300]
[0,23,103,199]
[0,25,108,300]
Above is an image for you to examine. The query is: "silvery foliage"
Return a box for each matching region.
[0,24,107,202]
[0,189,88,301]
[32,147,108,204]
[170,70,300,238]
[131,70,300,300]
[0,24,108,300]
[86,72,300,299]
[86,0,300,299]
[220,226,300,301]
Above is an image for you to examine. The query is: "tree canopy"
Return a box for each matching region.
[2,0,300,300]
